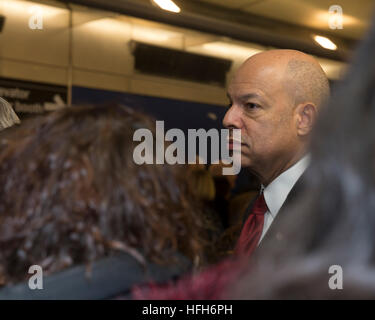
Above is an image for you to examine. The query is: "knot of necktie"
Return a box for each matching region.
[252,193,268,216]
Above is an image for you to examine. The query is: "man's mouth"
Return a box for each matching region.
[228,138,246,150]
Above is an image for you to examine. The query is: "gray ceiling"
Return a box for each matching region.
[65,0,375,61]
[198,0,374,40]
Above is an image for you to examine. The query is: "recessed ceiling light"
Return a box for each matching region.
[151,0,181,13]
[200,42,262,59]
[313,35,337,50]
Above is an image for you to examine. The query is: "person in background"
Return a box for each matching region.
[209,162,234,230]
[0,97,20,132]
[0,104,209,297]
[188,168,224,264]
[189,168,216,203]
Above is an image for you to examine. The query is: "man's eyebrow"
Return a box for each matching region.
[238,93,263,101]
[227,93,268,105]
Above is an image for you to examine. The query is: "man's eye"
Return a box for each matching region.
[245,103,259,110]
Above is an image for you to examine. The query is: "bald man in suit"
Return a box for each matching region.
[223,50,329,255]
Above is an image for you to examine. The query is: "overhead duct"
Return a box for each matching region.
[130,41,232,87]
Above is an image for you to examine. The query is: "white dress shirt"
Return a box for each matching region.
[258,155,310,243]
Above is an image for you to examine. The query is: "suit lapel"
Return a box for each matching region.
[256,171,307,251]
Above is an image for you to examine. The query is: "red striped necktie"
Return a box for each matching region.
[235,193,268,256]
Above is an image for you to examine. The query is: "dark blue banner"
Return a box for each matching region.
[72,86,227,132]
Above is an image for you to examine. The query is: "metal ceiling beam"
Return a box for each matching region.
[64,0,353,62]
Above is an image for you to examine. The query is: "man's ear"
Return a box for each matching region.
[295,103,318,136]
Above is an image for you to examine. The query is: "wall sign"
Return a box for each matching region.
[0,77,67,115]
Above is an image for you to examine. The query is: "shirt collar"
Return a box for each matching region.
[262,155,310,218]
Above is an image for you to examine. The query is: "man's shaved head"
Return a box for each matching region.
[224,49,329,185]
[237,49,330,109]
[284,57,330,109]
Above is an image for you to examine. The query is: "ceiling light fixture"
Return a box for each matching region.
[201,42,262,59]
[151,0,181,13]
[313,35,337,50]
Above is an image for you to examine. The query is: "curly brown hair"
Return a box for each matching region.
[0,104,208,286]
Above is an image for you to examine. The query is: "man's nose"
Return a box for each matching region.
[223,105,242,129]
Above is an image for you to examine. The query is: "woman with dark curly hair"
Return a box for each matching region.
[0,104,209,299]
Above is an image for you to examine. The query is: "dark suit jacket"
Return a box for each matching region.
[241,170,308,254]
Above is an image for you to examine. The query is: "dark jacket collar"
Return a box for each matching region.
[257,170,308,251]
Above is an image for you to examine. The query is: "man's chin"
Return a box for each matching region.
[239,155,252,168]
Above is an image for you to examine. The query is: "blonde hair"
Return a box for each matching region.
[190,169,216,201]
[0,97,20,131]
